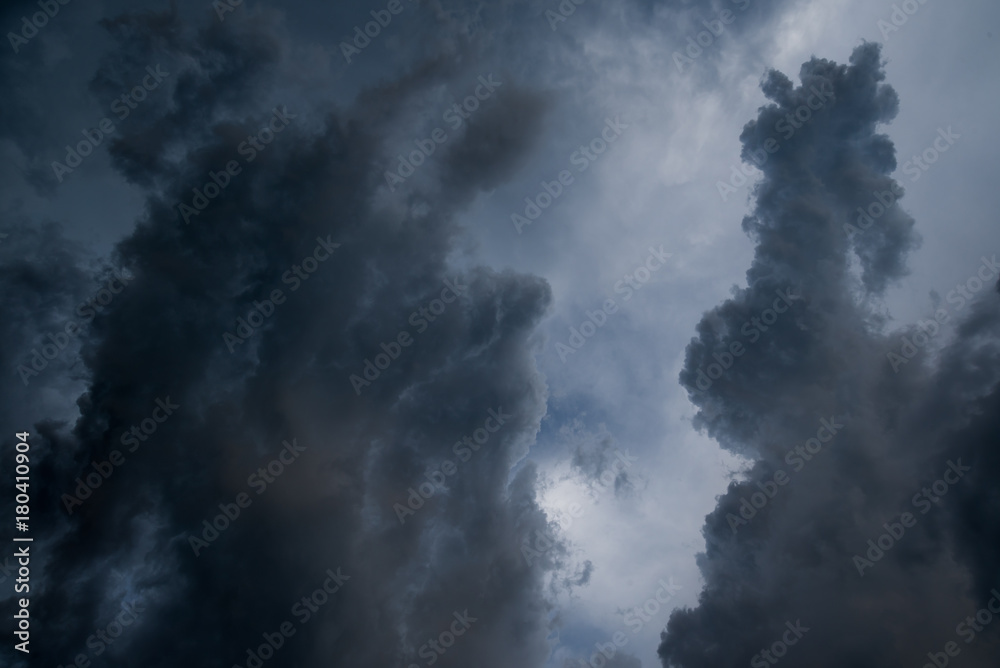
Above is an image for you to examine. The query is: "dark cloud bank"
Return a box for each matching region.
[0,5,565,668]
[664,43,1000,668]
[2,1,997,667]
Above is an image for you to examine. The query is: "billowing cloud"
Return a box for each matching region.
[0,6,566,668]
[4,1,998,667]
[661,42,1000,668]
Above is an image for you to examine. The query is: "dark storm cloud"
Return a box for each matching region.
[440,83,552,196]
[660,43,1000,667]
[0,5,570,668]
[0,216,92,415]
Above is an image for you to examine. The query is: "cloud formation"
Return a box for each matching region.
[662,42,1000,668]
[0,6,566,668]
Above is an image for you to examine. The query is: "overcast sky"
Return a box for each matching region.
[1,1,999,667]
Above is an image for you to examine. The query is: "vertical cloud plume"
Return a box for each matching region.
[661,42,1000,668]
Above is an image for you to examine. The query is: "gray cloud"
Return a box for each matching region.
[661,42,1000,668]
[0,6,566,668]
[5,1,997,667]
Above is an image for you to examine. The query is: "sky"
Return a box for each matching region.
[0,0,998,667]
